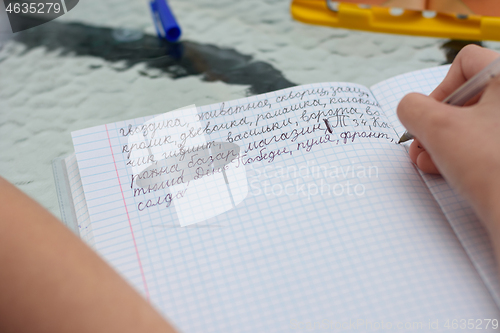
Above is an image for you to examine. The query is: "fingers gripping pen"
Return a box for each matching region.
[398,56,500,143]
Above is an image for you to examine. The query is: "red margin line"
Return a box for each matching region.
[105,124,150,300]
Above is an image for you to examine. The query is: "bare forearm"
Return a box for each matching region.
[0,177,177,333]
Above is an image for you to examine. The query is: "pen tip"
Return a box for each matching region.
[398,133,412,144]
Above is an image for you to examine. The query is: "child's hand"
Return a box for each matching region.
[402,45,500,176]
[397,45,500,234]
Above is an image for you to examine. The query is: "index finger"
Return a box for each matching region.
[430,45,500,102]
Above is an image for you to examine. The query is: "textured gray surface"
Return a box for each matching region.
[1,0,499,218]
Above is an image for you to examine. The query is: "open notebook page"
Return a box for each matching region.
[371,66,500,308]
[72,82,498,332]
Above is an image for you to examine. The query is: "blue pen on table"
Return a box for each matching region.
[150,0,181,42]
[398,56,500,143]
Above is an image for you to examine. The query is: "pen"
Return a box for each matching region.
[398,56,500,144]
[150,0,181,42]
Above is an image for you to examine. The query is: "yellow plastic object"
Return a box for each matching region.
[291,0,500,41]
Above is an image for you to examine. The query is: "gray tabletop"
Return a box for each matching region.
[1,0,499,218]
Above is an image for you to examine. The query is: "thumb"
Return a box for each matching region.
[397,92,455,144]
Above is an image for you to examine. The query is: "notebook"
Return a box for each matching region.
[53,65,500,332]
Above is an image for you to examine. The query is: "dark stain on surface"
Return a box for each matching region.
[441,39,483,64]
[11,16,296,95]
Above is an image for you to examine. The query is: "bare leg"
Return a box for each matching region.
[0,177,177,333]
[428,0,474,14]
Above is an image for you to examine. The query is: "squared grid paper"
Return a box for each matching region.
[370,65,451,138]
[371,66,500,309]
[71,80,499,332]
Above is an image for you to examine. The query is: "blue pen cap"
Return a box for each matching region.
[153,0,181,42]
